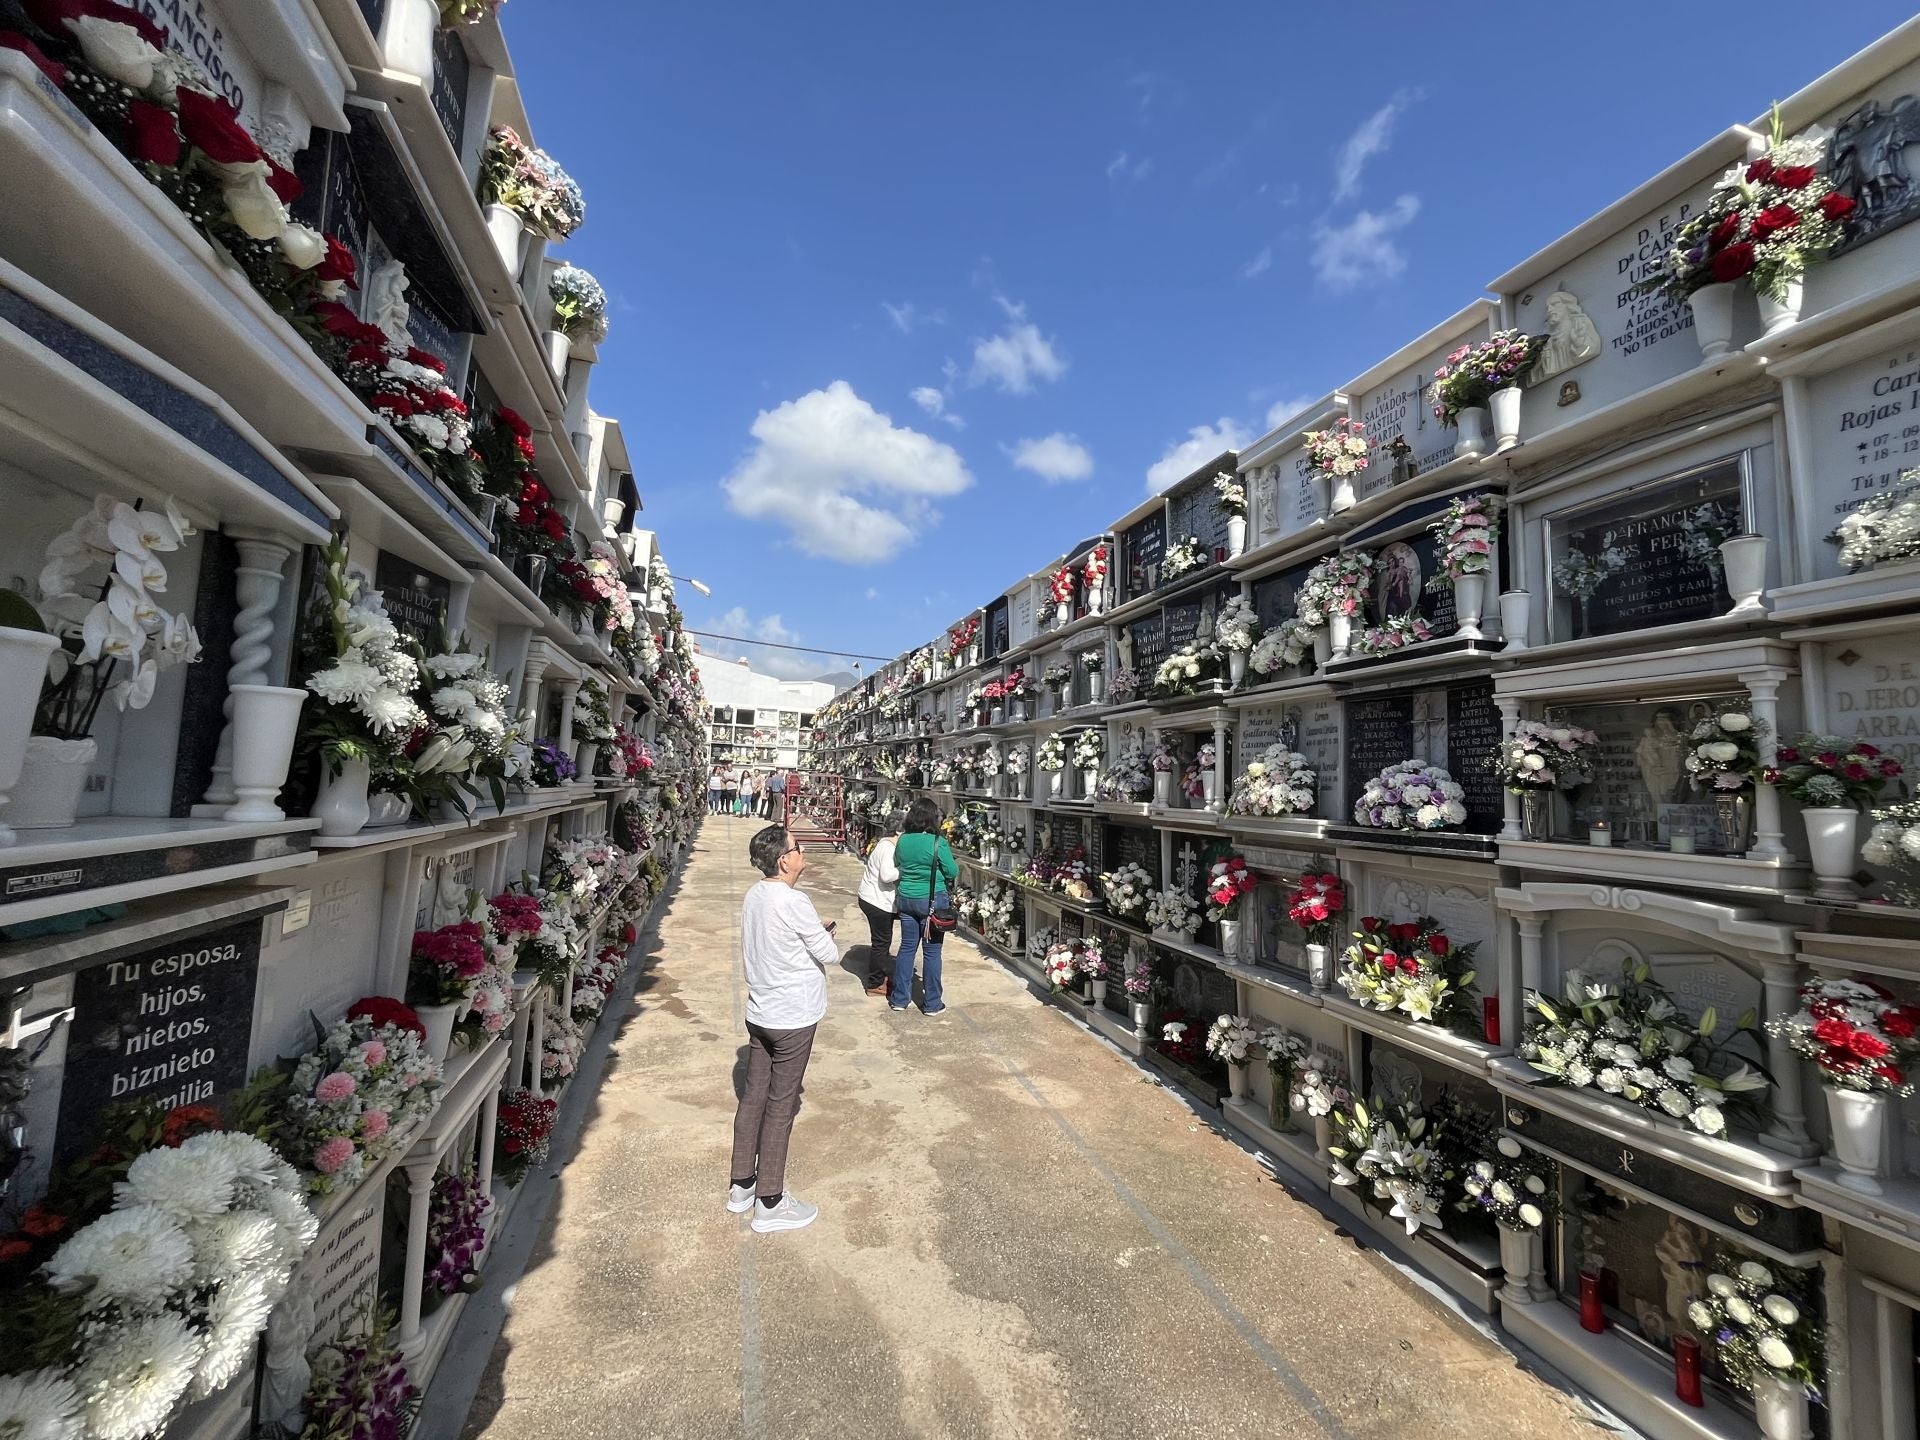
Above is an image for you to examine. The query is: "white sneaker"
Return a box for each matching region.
[750,1194,819,1233]
[726,1182,756,1215]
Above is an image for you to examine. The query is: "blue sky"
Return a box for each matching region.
[507,1,1914,680]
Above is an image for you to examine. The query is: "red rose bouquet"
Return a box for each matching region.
[1048,565,1076,606]
[494,1088,559,1184]
[1287,872,1346,945]
[1769,976,1920,1094]
[1205,854,1257,921]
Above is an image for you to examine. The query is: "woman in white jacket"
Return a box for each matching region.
[856,815,904,996]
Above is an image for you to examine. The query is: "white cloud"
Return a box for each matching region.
[1241,245,1273,279]
[1311,195,1420,292]
[969,309,1067,394]
[911,385,965,430]
[1265,394,1317,429]
[1106,150,1153,183]
[1145,418,1252,495]
[883,301,945,334]
[864,587,879,601]
[1333,90,1419,201]
[697,608,831,681]
[1006,433,1094,484]
[722,381,974,565]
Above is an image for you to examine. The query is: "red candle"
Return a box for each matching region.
[1674,1335,1704,1407]
[1483,995,1501,1046]
[1578,1270,1606,1333]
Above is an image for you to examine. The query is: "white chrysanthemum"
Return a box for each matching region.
[1518,1203,1544,1229]
[73,1312,203,1440]
[117,1143,237,1221]
[1567,1061,1594,1088]
[1596,1067,1625,1094]
[1707,1273,1738,1298]
[360,688,422,735]
[1657,1088,1692,1117]
[178,1131,285,1195]
[186,1211,282,1282]
[1738,1260,1774,1287]
[307,656,381,705]
[0,1368,84,1440]
[1763,1293,1800,1326]
[1491,1180,1517,1206]
[1757,1336,1796,1371]
[257,1186,319,1258]
[188,1274,275,1401]
[45,1206,194,1307]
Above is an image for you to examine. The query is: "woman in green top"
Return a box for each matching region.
[890,798,958,1014]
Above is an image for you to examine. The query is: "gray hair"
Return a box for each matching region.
[748,825,789,877]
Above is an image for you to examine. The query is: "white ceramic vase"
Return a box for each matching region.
[1329,474,1355,514]
[1055,602,1070,628]
[576,741,600,781]
[1327,612,1352,662]
[484,203,529,277]
[1081,767,1099,799]
[1498,590,1530,651]
[1827,1086,1888,1194]
[379,0,438,83]
[1088,672,1104,704]
[0,627,59,844]
[1228,651,1248,687]
[1200,770,1217,806]
[1752,1373,1811,1440]
[1153,770,1173,807]
[545,328,573,383]
[1227,1063,1250,1102]
[415,1000,460,1063]
[1497,1223,1536,1301]
[1688,282,1735,360]
[1719,534,1769,615]
[1217,916,1241,960]
[1090,979,1107,1007]
[1757,281,1803,339]
[1088,589,1106,616]
[1131,1000,1151,1037]
[1454,405,1490,458]
[1803,807,1860,900]
[1306,942,1332,990]
[1047,768,1064,799]
[10,736,95,830]
[1308,473,1332,521]
[366,792,411,828]
[1226,515,1247,557]
[223,685,307,823]
[1311,629,1332,668]
[1453,572,1487,641]
[1489,386,1523,451]
[313,755,373,839]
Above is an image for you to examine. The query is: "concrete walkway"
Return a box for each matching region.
[457,817,1613,1439]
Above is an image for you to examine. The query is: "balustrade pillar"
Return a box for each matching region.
[199,534,292,808]
[1515,913,1545,998]
[1745,675,1789,859]
[1761,957,1815,1154]
[1497,698,1524,840]
[399,1159,436,1343]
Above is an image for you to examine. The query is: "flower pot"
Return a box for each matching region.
[1047,768,1064,799]
[1521,789,1552,842]
[1452,571,1487,642]
[1803,806,1860,899]
[1752,1372,1810,1440]
[545,328,573,384]
[515,552,548,594]
[379,0,438,83]
[1200,770,1217,806]
[10,736,95,830]
[484,203,530,277]
[1327,612,1352,662]
[1713,791,1752,854]
[1329,474,1355,515]
[1088,589,1106,616]
[1489,386,1523,451]
[1228,651,1248,687]
[1226,515,1247,557]
[576,741,600,780]
[1757,281,1803,339]
[414,1000,461,1063]
[1688,282,1735,361]
[1306,942,1332,990]
[1311,629,1332,668]
[223,685,307,823]
[1227,1063,1250,1102]
[1454,405,1490,459]
[1497,1223,1534,1298]
[1719,533,1768,615]
[1498,589,1530,651]
[313,756,373,838]
[1217,916,1241,959]
[1090,979,1107,1007]
[1080,767,1099,799]
[366,792,412,828]
[1827,1086,1889,1194]
[1131,1000,1151,1036]
[0,628,59,844]
[1088,672,1104,705]
[1055,602,1070,628]
[1153,771,1173,807]
[1307,473,1332,521]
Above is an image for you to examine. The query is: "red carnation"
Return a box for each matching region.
[1857,743,1881,758]
[1817,751,1838,766]
[1850,1029,1893,1061]
[499,406,532,439]
[1843,761,1870,781]
[1813,1015,1855,1049]
[162,1103,222,1147]
[0,29,67,86]
[1710,242,1757,282]
[346,341,388,367]
[317,235,359,286]
[1883,759,1903,777]
[374,391,417,419]
[1429,935,1449,957]
[1746,156,1775,184]
[20,1204,66,1239]
[126,99,180,168]
[1882,1008,1918,1039]
[1750,204,1800,239]
[1876,1063,1906,1085]
[541,509,567,541]
[1772,165,1816,190]
[174,87,262,166]
[348,994,427,1041]
[1820,192,1857,224]
[406,346,447,373]
[1777,746,1799,763]
[0,1238,29,1265]
[1710,212,1741,248]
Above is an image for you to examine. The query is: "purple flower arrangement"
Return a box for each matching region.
[425,1170,493,1298]
[302,1315,419,1440]
[530,737,578,787]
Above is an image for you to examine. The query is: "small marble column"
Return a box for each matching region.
[529,991,547,1099]
[476,1083,501,1195]
[1761,957,1814,1153]
[554,680,581,750]
[518,650,551,718]
[200,534,293,807]
[506,999,531,1093]
[1515,913,1545,997]
[1497,698,1524,840]
[1211,715,1229,816]
[399,1159,436,1343]
[1745,676,1789,859]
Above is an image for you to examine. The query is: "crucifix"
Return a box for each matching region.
[1175,841,1200,892]
[1411,693,1446,763]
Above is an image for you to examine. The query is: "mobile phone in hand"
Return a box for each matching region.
[823,920,836,934]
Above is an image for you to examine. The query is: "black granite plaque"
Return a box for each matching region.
[1103,824,1160,885]
[54,918,262,1163]
[0,833,310,913]
[1052,815,1086,859]
[1164,599,1204,654]
[430,28,472,153]
[1124,511,1166,601]
[1251,562,1311,632]
[1556,463,1742,639]
[1447,680,1504,833]
[171,532,238,818]
[1059,910,1085,941]
[356,0,386,33]
[1170,481,1230,557]
[1129,611,1167,674]
[1158,949,1236,1025]
[292,132,368,292]
[1344,695,1414,811]
[985,598,1010,659]
[374,550,451,646]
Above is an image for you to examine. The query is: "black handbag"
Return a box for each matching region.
[927,896,958,934]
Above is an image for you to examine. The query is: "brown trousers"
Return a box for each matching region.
[730,1021,817,1198]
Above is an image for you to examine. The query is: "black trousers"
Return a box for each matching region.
[859,898,895,985]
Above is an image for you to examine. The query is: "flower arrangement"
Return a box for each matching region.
[494,1089,558,1185]
[1079,647,1105,674]
[1429,331,1545,424]
[1351,615,1433,656]
[1146,885,1201,938]
[278,1005,442,1193]
[1491,720,1600,793]
[1205,855,1257,921]
[1158,1015,1204,1067]
[977,746,1004,778]
[1830,469,1920,570]
[1043,942,1083,992]
[1069,729,1104,771]
[1551,542,1628,601]
[1762,734,1903,810]
[946,616,979,660]
[1290,1053,1349,1118]
[1181,742,1217,801]
[1522,960,1769,1137]
[1214,596,1261,654]
[1161,536,1209,581]
[299,538,426,776]
[1678,499,1741,584]
[409,918,489,1007]
[328,315,479,494]
[419,641,516,807]
[1212,471,1247,517]
[1304,417,1372,481]
[1152,644,1217,697]
[529,737,578,787]
[1083,545,1108,592]
[1337,916,1478,1026]
[1078,942,1114,984]
[1645,109,1850,304]
[542,1011,585,1084]
[1297,550,1373,621]
[1460,1135,1557,1231]
[1865,798,1920,905]
[1685,707,1765,793]
[1123,957,1156,1000]
[1249,617,1316,675]
[1048,565,1076,607]
[1036,734,1068,772]
[478,125,586,239]
[22,496,202,734]
[1150,737,1182,775]
[299,1312,419,1440]
[549,264,609,343]
[1352,760,1467,831]
[1329,1095,1452,1236]
[1205,1014,1259,1067]
[1767,976,1920,1094]
[424,1170,491,1299]
[1109,667,1142,702]
[1041,662,1072,693]
[1096,745,1153,802]
[1686,1259,1824,1403]
[1004,668,1035,700]
[1055,852,1095,903]
[1004,741,1032,777]
[1287,872,1346,947]
[1426,493,1502,587]
[1099,861,1154,918]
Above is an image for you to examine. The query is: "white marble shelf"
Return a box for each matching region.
[1320,991,1503,1074]
[1329,1183,1504,1314]
[410,1034,514,1163]
[1146,804,1224,830]
[1219,814,1332,845]
[1496,838,1810,897]
[1217,959,1327,1009]
[1219,1096,1327,1193]
[1793,1161,1920,1248]
[0,883,296,986]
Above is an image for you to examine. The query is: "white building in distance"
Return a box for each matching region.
[697,652,836,770]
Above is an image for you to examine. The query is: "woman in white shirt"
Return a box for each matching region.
[856,815,903,996]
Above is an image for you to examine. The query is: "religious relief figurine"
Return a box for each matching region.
[1253,466,1278,531]
[1376,542,1420,619]
[368,259,412,348]
[1635,707,1687,806]
[258,1273,318,1438]
[1655,1213,1707,1341]
[1527,290,1602,385]
[1831,94,1920,242]
[1116,628,1134,672]
[429,861,469,928]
